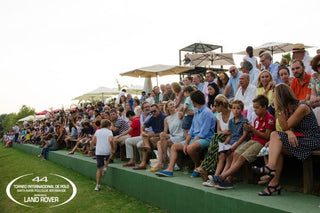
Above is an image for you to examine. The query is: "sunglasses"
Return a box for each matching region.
[150,110,157,114]
[229,69,236,73]
[317,64,320,69]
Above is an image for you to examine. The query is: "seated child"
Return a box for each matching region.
[181,86,194,136]
[204,100,250,186]
[213,95,275,189]
[38,133,58,160]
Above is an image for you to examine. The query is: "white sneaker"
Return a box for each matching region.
[202,180,215,187]
[173,163,180,171]
[102,167,107,177]
[94,185,101,191]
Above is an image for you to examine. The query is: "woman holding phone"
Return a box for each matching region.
[253,84,320,196]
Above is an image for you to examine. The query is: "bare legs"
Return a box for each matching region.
[96,167,103,186]
[153,132,173,170]
[220,152,246,180]
[137,135,151,168]
[215,153,226,175]
[163,141,201,172]
[264,131,284,186]
[164,143,183,172]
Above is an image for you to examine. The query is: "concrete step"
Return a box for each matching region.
[13,143,320,213]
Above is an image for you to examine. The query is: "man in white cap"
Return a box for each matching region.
[292,43,315,74]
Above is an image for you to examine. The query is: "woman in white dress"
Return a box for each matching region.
[150,100,185,172]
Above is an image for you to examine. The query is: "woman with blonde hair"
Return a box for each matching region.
[150,100,185,172]
[256,70,274,104]
[253,83,320,196]
[171,82,184,109]
[195,94,233,180]
[247,70,275,124]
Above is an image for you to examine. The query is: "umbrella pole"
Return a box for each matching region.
[156,75,159,86]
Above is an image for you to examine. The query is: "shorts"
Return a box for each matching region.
[235,140,263,163]
[96,155,109,168]
[182,115,193,130]
[79,142,90,148]
[169,135,185,143]
[181,137,210,149]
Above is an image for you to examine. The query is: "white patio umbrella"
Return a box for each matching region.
[18,115,46,122]
[18,115,35,122]
[120,64,193,85]
[235,42,314,56]
[184,52,235,67]
[125,85,144,95]
[73,87,119,101]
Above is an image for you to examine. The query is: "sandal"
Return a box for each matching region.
[258,184,281,196]
[252,165,275,179]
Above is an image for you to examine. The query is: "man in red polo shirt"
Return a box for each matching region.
[111,110,140,159]
[290,59,311,101]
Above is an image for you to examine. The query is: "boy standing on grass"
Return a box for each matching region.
[91,119,113,191]
[213,95,275,189]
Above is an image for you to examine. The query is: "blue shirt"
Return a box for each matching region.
[188,105,216,141]
[128,98,134,111]
[227,71,242,95]
[144,112,166,133]
[140,113,153,133]
[197,83,204,91]
[228,115,249,145]
[266,63,281,84]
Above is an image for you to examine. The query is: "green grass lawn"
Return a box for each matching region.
[0,145,166,213]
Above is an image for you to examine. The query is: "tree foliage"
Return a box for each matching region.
[0,105,35,136]
[115,79,128,91]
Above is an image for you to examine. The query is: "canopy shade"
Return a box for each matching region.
[125,85,144,95]
[180,43,222,53]
[73,87,119,101]
[184,52,235,66]
[18,115,46,122]
[120,64,194,78]
[235,42,314,56]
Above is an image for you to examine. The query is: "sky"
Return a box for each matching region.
[1,0,319,114]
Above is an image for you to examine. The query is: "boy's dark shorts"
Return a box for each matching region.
[96,155,110,168]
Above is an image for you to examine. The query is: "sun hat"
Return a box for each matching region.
[292,43,305,52]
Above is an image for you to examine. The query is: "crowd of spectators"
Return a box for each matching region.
[2,43,320,195]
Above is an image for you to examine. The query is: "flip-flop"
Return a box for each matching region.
[150,167,161,172]
[123,163,135,167]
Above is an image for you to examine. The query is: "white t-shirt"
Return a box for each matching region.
[95,128,112,156]
[234,84,257,110]
[243,55,257,68]
[216,112,234,131]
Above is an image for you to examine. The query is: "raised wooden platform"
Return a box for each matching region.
[13,143,320,213]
